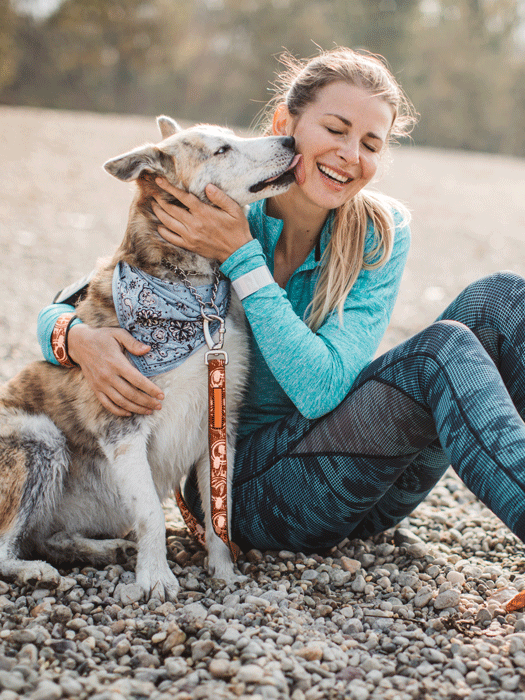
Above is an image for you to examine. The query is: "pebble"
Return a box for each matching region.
[434,588,461,610]
[237,663,265,683]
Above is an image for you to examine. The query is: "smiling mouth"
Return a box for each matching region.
[317,164,353,184]
[249,154,302,193]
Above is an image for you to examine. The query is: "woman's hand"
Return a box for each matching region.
[152,179,252,263]
[67,324,164,417]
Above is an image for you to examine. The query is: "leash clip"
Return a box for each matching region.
[202,313,226,351]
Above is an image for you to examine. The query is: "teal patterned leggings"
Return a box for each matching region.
[184,272,525,553]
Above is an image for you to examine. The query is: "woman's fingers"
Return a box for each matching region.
[155,178,201,210]
[205,184,242,217]
[152,200,189,236]
[67,324,164,416]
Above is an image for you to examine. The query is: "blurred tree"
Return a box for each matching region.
[404,0,523,154]
[1,0,525,156]
[0,0,21,92]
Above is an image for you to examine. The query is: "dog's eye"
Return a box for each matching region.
[214,145,231,156]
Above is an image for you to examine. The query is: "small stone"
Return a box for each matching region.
[278,550,295,559]
[0,670,26,693]
[301,570,318,582]
[294,644,323,661]
[246,549,263,563]
[340,557,361,574]
[165,657,187,679]
[10,630,37,645]
[154,601,176,616]
[115,639,131,657]
[30,680,63,700]
[434,589,461,610]
[407,542,428,558]
[191,639,214,661]
[209,658,233,678]
[413,587,434,608]
[394,528,424,546]
[57,577,76,592]
[237,664,265,684]
[343,619,363,634]
[114,583,144,605]
[447,571,465,587]
[50,605,73,625]
[475,608,492,624]
[133,652,160,668]
[182,602,207,622]
[351,575,366,593]
[162,626,187,653]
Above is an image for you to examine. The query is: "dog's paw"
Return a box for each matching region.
[137,567,180,603]
[207,561,246,585]
[16,561,61,589]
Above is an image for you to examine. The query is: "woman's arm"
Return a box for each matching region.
[37,304,165,416]
[221,217,410,418]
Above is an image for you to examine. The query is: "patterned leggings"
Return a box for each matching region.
[184,271,525,553]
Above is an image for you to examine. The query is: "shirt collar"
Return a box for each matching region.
[250,198,334,274]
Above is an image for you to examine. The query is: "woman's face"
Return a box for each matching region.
[273,81,394,212]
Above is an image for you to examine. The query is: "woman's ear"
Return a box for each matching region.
[272,103,293,136]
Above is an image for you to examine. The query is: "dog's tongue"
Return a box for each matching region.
[293,154,305,186]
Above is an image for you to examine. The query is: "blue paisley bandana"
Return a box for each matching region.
[112,261,230,377]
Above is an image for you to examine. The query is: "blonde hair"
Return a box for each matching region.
[261,48,417,331]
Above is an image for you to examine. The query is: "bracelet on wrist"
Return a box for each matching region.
[51,313,80,368]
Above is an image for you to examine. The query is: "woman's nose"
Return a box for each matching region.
[338,138,359,164]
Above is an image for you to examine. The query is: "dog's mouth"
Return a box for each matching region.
[249,154,302,194]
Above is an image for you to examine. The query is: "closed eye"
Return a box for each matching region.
[214,145,232,156]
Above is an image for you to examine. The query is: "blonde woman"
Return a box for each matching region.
[39,48,525,552]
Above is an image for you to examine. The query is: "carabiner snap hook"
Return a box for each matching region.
[202,313,225,351]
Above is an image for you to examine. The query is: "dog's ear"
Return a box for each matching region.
[104,145,172,182]
[157,115,182,140]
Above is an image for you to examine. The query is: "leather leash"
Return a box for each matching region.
[174,305,240,562]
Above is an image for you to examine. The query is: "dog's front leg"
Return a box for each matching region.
[101,431,179,602]
[195,436,238,583]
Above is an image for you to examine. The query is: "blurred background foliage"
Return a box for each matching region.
[1,0,525,156]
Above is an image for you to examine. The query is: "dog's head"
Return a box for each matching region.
[104,116,300,206]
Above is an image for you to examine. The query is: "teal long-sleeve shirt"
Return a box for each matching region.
[38,198,410,439]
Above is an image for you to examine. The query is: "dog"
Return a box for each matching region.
[0,116,298,601]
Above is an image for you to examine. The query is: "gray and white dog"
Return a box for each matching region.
[0,116,297,601]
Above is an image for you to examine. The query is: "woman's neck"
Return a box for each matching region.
[267,186,329,257]
[267,187,330,287]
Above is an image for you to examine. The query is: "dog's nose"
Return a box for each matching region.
[282,136,295,150]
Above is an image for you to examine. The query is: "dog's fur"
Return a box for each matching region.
[0,117,296,600]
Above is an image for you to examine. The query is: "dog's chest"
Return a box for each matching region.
[145,310,248,497]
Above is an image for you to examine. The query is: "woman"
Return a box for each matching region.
[39,48,525,554]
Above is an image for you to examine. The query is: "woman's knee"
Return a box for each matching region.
[466,270,525,301]
[439,271,525,332]
[418,319,477,350]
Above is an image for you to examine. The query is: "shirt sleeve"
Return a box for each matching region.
[220,215,411,419]
[37,303,77,365]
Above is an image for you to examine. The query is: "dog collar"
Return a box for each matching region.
[112,262,230,377]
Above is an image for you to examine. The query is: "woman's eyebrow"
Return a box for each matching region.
[324,113,384,142]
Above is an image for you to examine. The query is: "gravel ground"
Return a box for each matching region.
[1,105,525,700]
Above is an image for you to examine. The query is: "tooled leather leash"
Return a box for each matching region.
[168,260,240,561]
